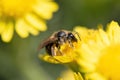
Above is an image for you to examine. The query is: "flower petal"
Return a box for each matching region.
[85,72,106,80]
[33,1,58,19]
[26,25,39,36]
[74,72,83,80]
[39,54,62,64]
[39,53,74,64]
[25,13,47,31]
[1,22,14,42]
[16,19,29,38]
[107,21,120,43]
[98,27,110,45]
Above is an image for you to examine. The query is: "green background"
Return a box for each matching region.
[0,0,120,80]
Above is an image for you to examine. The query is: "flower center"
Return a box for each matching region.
[0,0,36,18]
[97,44,120,80]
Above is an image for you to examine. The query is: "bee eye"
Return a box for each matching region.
[67,33,77,42]
[57,31,66,37]
[68,33,74,38]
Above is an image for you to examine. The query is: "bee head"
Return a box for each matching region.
[67,33,77,42]
[56,31,67,44]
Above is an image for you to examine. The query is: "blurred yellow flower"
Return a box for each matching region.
[74,21,120,80]
[0,0,58,42]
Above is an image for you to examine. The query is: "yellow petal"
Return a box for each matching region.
[85,72,106,80]
[22,21,39,36]
[73,26,88,36]
[53,56,74,63]
[77,58,96,72]
[33,1,58,19]
[26,24,39,36]
[39,54,61,64]
[74,72,83,80]
[16,19,39,37]
[107,21,120,43]
[16,19,29,38]
[80,43,98,60]
[25,13,47,31]
[39,53,73,64]
[1,22,14,42]
[98,28,110,45]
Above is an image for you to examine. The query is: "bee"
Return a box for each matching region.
[38,30,80,56]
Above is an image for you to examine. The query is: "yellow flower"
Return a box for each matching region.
[0,0,58,42]
[74,21,120,80]
[40,21,120,79]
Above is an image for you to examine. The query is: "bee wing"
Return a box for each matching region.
[38,36,57,51]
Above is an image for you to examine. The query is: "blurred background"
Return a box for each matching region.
[0,0,120,80]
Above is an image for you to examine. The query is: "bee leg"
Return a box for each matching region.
[73,31,81,41]
[51,45,57,56]
[56,44,63,55]
[58,50,63,55]
[68,40,74,48]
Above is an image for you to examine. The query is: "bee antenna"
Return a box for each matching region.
[73,31,81,41]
